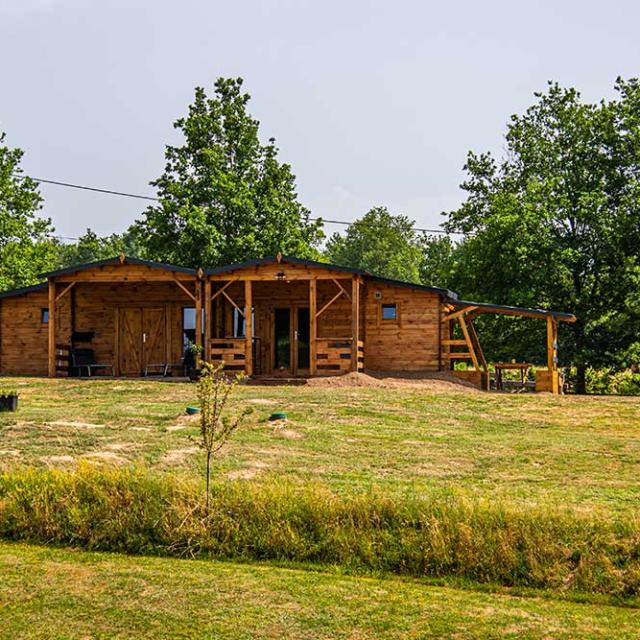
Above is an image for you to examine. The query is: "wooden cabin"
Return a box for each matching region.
[0,254,576,393]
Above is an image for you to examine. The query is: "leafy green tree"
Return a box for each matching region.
[419,234,460,288]
[444,80,640,393]
[0,132,56,291]
[56,227,142,268]
[138,77,323,268]
[325,207,423,282]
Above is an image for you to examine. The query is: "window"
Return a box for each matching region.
[233,307,255,338]
[182,307,204,355]
[41,308,49,324]
[381,303,398,321]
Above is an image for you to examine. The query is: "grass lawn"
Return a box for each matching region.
[1,542,639,639]
[1,377,640,513]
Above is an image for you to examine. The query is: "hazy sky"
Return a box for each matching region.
[1,0,639,241]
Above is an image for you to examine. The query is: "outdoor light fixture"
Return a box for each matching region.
[276,271,286,281]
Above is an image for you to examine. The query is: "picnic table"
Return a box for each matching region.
[493,362,532,391]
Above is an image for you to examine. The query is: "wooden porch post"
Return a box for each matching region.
[309,278,317,375]
[48,279,56,377]
[351,276,360,372]
[245,279,253,377]
[546,315,559,394]
[204,278,211,363]
[195,276,202,369]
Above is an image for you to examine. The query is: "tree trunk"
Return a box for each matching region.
[575,364,587,395]
[206,451,211,513]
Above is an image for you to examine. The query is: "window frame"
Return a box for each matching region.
[380,302,399,323]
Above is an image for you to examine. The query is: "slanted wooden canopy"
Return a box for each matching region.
[441,299,576,394]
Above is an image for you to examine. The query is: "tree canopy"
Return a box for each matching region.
[137,77,323,268]
[55,227,142,268]
[325,206,424,282]
[443,79,640,392]
[0,132,56,291]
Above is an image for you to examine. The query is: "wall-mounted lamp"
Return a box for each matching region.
[276,271,286,281]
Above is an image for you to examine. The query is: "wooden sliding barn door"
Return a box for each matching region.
[118,307,168,376]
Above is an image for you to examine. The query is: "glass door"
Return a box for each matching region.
[295,307,310,373]
[273,308,291,372]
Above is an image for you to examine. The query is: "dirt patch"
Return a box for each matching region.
[83,451,128,465]
[161,447,200,465]
[168,414,200,431]
[249,398,279,406]
[305,371,480,392]
[275,428,303,440]
[49,421,106,429]
[41,454,75,465]
[227,468,260,480]
[0,449,20,457]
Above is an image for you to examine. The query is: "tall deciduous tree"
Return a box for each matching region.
[325,206,424,282]
[138,77,323,268]
[0,132,56,290]
[444,80,640,393]
[56,227,142,268]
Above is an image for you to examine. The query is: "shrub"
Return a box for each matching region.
[1,466,640,598]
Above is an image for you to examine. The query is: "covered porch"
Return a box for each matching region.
[205,265,364,377]
[441,299,577,394]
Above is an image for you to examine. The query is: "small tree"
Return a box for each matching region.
[196,362,250,509]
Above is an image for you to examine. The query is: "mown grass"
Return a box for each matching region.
[0,377,639,513]
[1,466,640,601]
[2,542,640,640]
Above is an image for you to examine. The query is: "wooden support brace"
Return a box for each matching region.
[48,280,56,377]
[210,279,237,302]
[55,281,76,303]
[245,280,253,377]
[443,306,479,322]
[222,290,244,316]
[174,278,197,302]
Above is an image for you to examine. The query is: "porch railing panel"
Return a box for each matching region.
[209,338,247,372]
[315,338,364,374]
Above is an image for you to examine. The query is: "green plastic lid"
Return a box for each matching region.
[269,412,287,421]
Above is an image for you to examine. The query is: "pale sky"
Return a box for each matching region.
[1,0,639,241]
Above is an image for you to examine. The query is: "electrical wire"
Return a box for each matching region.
[13,173,459,238]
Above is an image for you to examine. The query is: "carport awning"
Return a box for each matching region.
[444,299,576,323]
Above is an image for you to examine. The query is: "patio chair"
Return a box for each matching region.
[71,348,114,377]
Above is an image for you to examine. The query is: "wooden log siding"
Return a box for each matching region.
[0,289,71,375]
[364,284,441,371]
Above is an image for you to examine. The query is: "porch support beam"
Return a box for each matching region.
[204,279,211,363]
[351,276,360,372]
[48,279,56,377]
[310,278,317,375]
[547,316,559,394]
[245,280,253,377]
[195,278,202,368]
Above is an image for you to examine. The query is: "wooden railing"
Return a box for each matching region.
[55,343,71,377]
[315,339,364,374]
[209,339,247,372]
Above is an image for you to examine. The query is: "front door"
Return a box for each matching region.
[118,307,167,376]
[272,307,310,375]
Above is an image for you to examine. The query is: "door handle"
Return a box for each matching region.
[294,330,298,341]
[143,332,147,343]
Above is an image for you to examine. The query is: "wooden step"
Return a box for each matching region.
[443,352,472,359]
[442,339,468,346]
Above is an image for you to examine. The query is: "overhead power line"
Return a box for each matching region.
[14,173,458,236]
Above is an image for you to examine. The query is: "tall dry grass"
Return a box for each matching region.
[1,465,639,597]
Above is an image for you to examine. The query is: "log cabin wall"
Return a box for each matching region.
[71,282,194,373]
[0,289,71,375]
[363,282,441,371]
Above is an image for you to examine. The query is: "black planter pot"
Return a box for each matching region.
[188,368,201,382]
[0,395,18,412]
